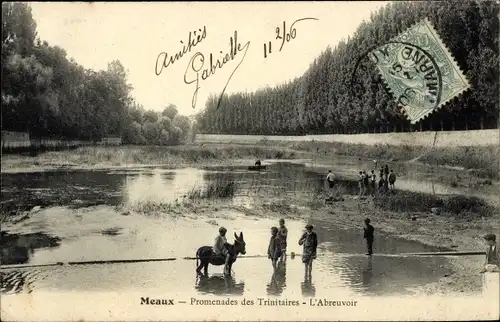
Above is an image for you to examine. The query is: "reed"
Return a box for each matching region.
[373,191,495,218]
[186,180,236,200]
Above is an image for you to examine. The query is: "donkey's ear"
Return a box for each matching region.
[240,232,243,239]
[234,232,239,240]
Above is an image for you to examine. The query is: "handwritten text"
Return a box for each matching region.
[263,18,318,58]
[155,26,207,76]
[184,30,250,109]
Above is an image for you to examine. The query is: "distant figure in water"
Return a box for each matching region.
[363,218,374,256]
[278,219,288,262]
[255,159,262,166]
[299,224,318,277]
[326,170,335,198]
[268,227,281,270]
[388,170,396,190]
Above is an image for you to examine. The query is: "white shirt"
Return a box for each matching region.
[214,235,227,255]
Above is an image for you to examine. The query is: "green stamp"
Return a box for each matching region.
[369,18,470,124]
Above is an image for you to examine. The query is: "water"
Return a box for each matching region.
[1,164,458,297]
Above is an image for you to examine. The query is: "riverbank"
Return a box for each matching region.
[121,191,498,295]
[2,142,498,182]
[2,143,498,294]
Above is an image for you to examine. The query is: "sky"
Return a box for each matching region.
[29,1,389,117]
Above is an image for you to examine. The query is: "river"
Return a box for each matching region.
[1,163,486,298]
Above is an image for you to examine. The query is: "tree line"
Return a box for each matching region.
[196,1,499,135]
[1,2,192,145]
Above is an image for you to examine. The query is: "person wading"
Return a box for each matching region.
[326,170,335,199]
[363,218,374,256]
[268,227,282,270]
[278,219,288,262]
[299,224,318,277]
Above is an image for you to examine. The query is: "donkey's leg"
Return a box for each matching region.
[196,261,204,274]
[203,262,208,275]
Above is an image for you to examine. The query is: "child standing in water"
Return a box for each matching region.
[299,224,318,277]
[268,227,282,270]
[363,218,374,256]
[278,219,288,262]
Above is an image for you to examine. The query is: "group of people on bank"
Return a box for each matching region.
[325,162,397,198]
[357,163,396,197]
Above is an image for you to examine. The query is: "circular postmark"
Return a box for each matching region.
[350,41,443,113]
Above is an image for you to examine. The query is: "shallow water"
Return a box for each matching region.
[1,164,460,297]
[1,207,451,297]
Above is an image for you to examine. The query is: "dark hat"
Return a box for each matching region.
[364,218,371,223]
[219,227,227,233]
[484,233,496,241]
[305,224,313,229]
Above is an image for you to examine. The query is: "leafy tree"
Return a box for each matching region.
[162,104,178,120]
[143,110,159,123]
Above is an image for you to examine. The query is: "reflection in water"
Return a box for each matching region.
[195,273,245,296]
[0,232,61,265]
[266,261,287,296]
[0,269,44,294]
[301,271,316,297]
[1,170,127,213]
[361,257,373,287]
[335,253,451,296]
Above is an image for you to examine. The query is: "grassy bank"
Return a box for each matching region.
[265,140,500,179]
[0,144,302,171]
[373,191,495,219]
[1,142,498,182]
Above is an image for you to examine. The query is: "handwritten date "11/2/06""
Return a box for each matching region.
[263,17,318,58]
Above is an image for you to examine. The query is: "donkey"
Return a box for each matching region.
[196,232,246,276]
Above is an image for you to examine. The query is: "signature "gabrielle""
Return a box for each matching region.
[184,30,250,109]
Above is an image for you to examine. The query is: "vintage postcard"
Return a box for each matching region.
[1,1,499,321]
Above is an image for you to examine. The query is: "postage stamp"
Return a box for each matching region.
[369,18,470,124]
